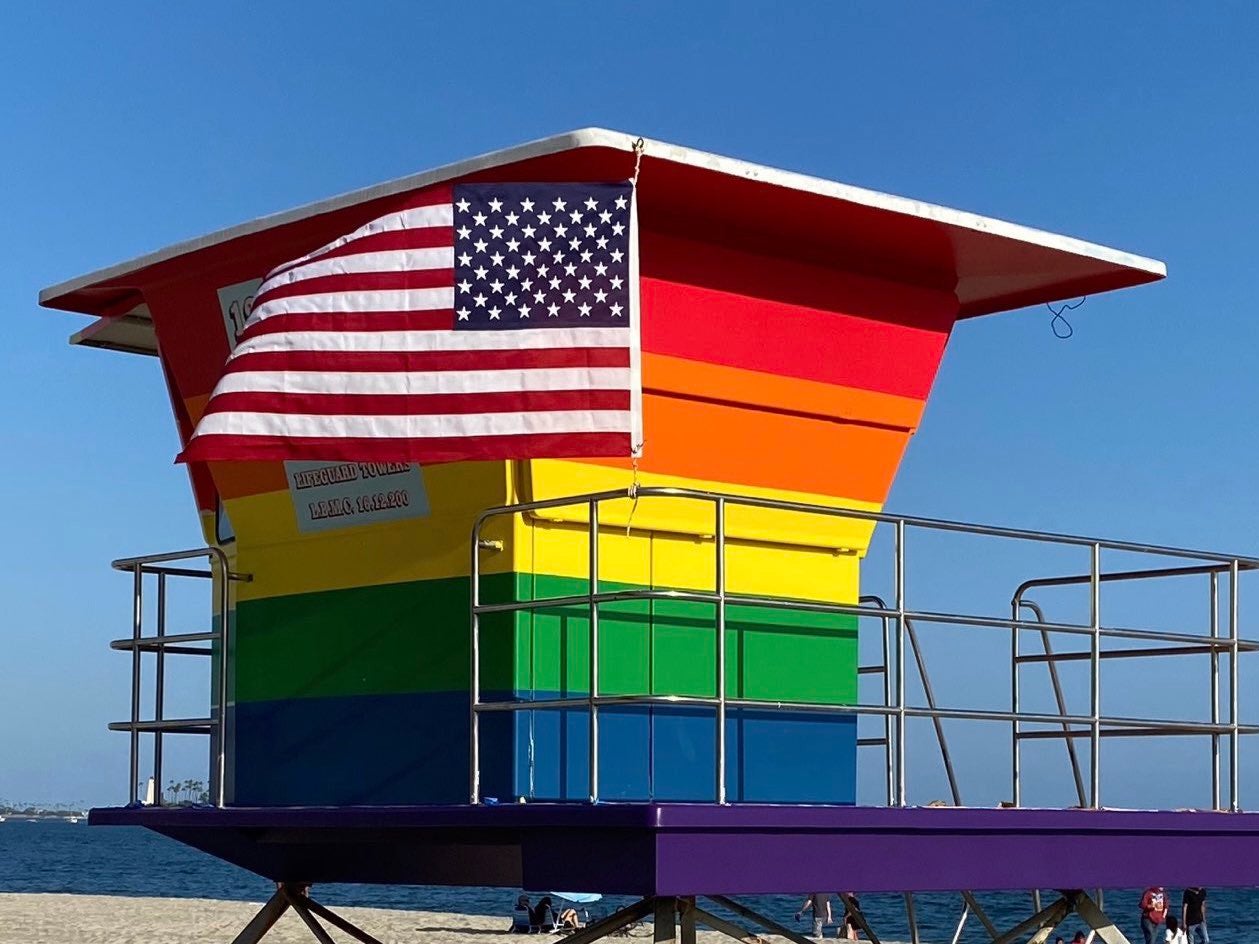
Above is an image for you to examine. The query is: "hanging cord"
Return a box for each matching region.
[625,136,647,536]
[1047,296,1086,339]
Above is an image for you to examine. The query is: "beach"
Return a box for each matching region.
[0,894,744,944]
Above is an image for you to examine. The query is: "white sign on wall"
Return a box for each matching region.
[216,278,263,351]
[284,461,430,533]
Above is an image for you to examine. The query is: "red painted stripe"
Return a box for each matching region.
[179,431,631,464]
[641,279,949,401]
[238,310,456,342]
[227,346,631,373]
[268,226,454,275]
[254,268,453,308]
[201,389,631,417]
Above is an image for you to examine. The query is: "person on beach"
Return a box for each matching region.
[1071,933,1088,944]
[1139,887,1169,944]
[838,893,861,941]
[530,896,558,932]
[1182,887,1208,944]
[795,893,832,938]
[511,895,533,933]
[1164,916,1188,944]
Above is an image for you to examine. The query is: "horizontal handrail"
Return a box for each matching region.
[109,718,214,733]
[474,587,1259,650]
[110,631,218,651]
[472,486,1259,566]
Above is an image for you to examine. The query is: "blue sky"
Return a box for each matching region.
[4,2,1259,808]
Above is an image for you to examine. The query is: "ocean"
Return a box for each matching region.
[0,821,1249,943]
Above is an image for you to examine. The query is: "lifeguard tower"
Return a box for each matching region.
[40,130,1259,944]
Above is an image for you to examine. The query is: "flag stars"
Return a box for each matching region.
[554,223,568,237]
[547,303,560,317]
[474,266,488,280]
[594,262,607,276]
[615,195,628,209]
[521,198,535,212]
[458,252,473,266]
[584,223,597,238]
[518,304,531,319]
[456,198,471,213]
[594,288,608,303]
[489,225,504,239]
[505,211,519,226]
[579,275,592,290]
[522,225,536,238]
[457,307,470,321]
[580,250,593,263]
[611,222,625,235]
[533,290,546,304]
[457,226,472,240]
[473,212,487,226]
[578,303,592,317]
[610,303,624,317]
[552,197,567,211]
[490,279,504,293]
[609,275,623,290]
[488,198,503,213]
[599,209,612,224]
[474,238,488,253]
[538,211,552,224]
[569,209,583,224]
[505,292,518,306]
[522,251,536,266]
[506,238,520,253]
[610,249,624,263]
[596,236,609,249]
[563,289,576,303]
[490,252,505,266]
[506,265,520,280]
[458,279,472,294]
[489,307,501,320]
[584,197,598,211]
[474,294,487,307]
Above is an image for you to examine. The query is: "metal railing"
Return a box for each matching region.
[108,547,249,807]
[469,486,1259,808]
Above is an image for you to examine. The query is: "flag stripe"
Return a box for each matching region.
[227,347,629,374]
[234,326,632,354]
[203,389,632,417]
[254,268,454,308]
[182,431,631,463]
[238,310,456,341]
[251,287,455,320]
[215,367,632,396]
[192,409,633,439]
[259,247,454,294]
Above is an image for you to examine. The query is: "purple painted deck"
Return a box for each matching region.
[91,804,1259,895]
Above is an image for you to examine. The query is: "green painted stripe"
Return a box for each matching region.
[233,572,856,706]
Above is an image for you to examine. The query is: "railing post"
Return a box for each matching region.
[1089,542,1101,809]
[470,518,483,805]
[715,497,727,805]
[216,550,231,807]
[1230,558,1240,811]
[130,564,142,806]
[894,518,907,807]
[1210,571,1221,810]
[588,499,600,803]
[1011,599,1021,808]
[154,572,166,806]
[880,613,894,807]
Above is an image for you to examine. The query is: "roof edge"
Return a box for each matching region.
[40,126,1165,309]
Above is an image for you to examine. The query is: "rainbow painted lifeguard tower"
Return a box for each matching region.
[41,131,1259,944]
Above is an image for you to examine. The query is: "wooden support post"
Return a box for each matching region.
[961,891,1001,942]
[707,896,817,944]
[562,898,656,944]
[655,897,678,944]
[994,895,1072,944]
[679,898,697,944]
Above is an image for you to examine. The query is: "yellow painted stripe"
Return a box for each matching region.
[518,460,880,554]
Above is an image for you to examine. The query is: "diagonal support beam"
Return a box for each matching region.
[560,896,656,944]
[293,892,387,944]
[994,895,1072,944]
[231,887,291,944]
[1075,891,1132,944]
[707,896,817,944]
[692,904,764,944]
[839,893,881,944]
[961,892,1001,942]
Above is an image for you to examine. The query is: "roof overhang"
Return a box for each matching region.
[39,127,1165,354]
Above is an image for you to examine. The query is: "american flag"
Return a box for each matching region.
[179,181,641,464]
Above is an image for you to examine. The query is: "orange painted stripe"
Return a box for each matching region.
[584,391,909,503]
[643,352,925,431]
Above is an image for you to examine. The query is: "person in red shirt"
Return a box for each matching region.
[1140,887,1169,944]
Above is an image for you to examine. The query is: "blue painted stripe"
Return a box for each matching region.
[232,692,856,806]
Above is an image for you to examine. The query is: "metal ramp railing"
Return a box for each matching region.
[107,548,249,806]
[469,485,1259,809]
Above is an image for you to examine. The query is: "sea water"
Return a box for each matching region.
[0,821,1250,943]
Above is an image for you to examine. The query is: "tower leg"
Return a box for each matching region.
[230,886,291,944]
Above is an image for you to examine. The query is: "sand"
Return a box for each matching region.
[0,894,748,944]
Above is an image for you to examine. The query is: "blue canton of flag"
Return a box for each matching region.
[453,183,633,330]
